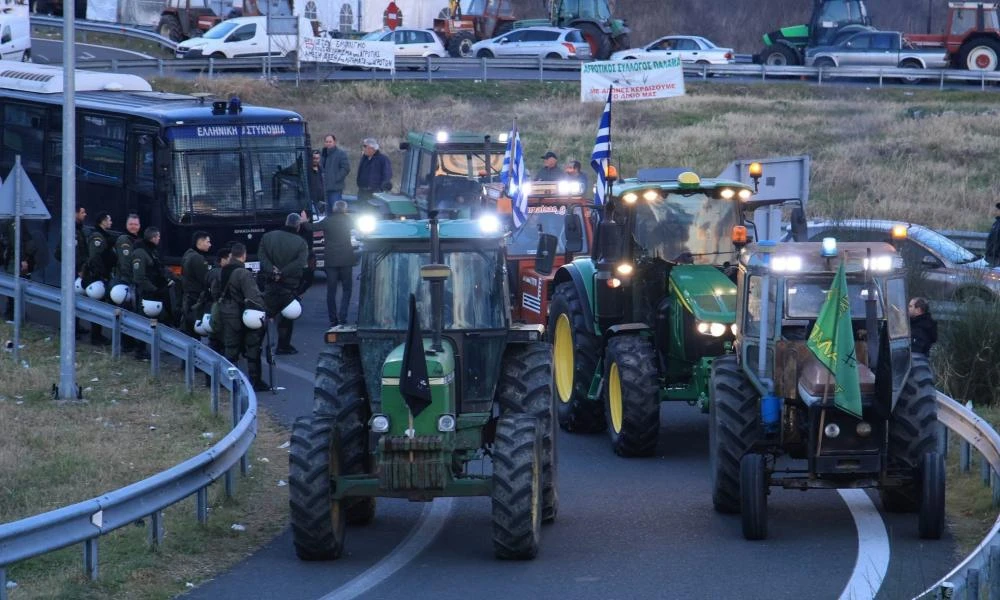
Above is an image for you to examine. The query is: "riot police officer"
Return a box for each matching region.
[181,231,212,338]
[213,242,270,392]
[83,212,117,345]
[258,212,309,355]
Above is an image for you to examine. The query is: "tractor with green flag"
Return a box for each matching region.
[288,211,556,561]
[710,238,945,540]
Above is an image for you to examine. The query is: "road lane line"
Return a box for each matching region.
[837,489,890,600]
[317,498,454,600]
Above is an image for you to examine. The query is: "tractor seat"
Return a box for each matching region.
[797,345,876,398]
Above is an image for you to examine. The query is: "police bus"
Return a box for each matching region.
[0,62,311,274]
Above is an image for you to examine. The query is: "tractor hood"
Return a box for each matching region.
[668,264,737,323]
[380,338,457,437]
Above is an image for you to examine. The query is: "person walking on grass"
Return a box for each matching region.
[909,297,937,356]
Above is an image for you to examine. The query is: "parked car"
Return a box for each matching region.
[609,35,735,64]
[360,27,448,61]
[176,15,305,60]
[784,219,1000,302]
[469,26,592,60]
[0,10,30,62]
[804,30,948,83]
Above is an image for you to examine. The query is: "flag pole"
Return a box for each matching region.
[604,85,613,205]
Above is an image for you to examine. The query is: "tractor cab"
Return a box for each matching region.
[391,130,508,219]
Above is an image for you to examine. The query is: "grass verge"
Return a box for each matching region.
[945,403,1000,558]
[0,320,288,599]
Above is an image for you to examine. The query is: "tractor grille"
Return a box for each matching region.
[377,436,447,491]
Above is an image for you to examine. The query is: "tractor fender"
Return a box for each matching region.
[567,18,612,35]
[553,259,597,334]
[605,322,651,338]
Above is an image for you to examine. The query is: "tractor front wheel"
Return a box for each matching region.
[740,453,768,540]
[289,415,346,560]
[760,43,799,66]
[549,282,604,433]
[497,342,558,523]
[918,452,946,540]
[315,346,375,524]
[491,415,543,560]
[880,355,938,513]
[709,355,759,514]
[603,335,659,457]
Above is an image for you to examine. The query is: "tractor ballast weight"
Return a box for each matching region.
[758,0,873,65]
[710,240,944,540]
[549,166,764,457]
[289,214,557,561]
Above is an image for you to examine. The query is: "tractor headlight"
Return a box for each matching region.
[615,263,634,276]
[622,192,638,204]
[558,180,583,195]
[370,414,390,433]
[357,214,378,234]
[738,189,752,201]
[731,323,738,336]
[824,423,841,438]
[479,214,502,233]
[771,255,803,272]
[607,277,622,288]
[863,255,893,272]
[697,322,727,337]
[437,414,456,432]
[856,422,872,437]
[436,130,449,142]
[719,188,735,200]
[642,189,660,202]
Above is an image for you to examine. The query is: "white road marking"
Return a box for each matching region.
[837,489,891,600]
[317,498,454,600]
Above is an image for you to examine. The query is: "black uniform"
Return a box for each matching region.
[986,215,1000,267]
[911,312,938,356]
[213,259,268,390]
[84,225,117,344]
[114,232,140,287]
[258,226,309,353]
[181,247,211,336]
[132,239,177,324]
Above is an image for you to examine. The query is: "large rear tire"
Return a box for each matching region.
[447,31,476,58]
[918,452,946,540]
[577,22,611,60]
[603,335,660,457]
[709,355,759,514]
[959,37,1000,71]
[549,281,605,433]
[740,453,768,540]
[497,342,558,523]
[760,43,799,66]
[288,415,347,560]
[314,346,375,525]
[158,14,183,43]
[880,355,938,513]
[492,415,543,560]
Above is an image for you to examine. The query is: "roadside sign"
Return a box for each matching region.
[718,155,810,242]
[0,163,50,219]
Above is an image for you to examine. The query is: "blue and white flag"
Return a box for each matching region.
[510,130,528,228]
[590,87,612,207]
[500,121,515,186]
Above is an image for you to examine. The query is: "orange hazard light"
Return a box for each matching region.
[732,225,748,245]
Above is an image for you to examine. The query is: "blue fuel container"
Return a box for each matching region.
[761,393,782,434]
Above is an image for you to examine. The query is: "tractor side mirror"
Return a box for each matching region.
[595,220,623,265]
[535,233,558,275]
[564,213,583,254]
[920,255,943,269]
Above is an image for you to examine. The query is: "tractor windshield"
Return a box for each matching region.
[359,247,508,330]
[785,279,885,319]
[507,205,588,257]
[632,192,739,265]
[437,151,505,179]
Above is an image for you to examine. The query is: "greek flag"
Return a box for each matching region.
[590,87,612,207]
[510,129,528,228]
[500,122,514,186]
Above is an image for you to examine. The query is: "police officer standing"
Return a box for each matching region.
[213,242,270,392]
[259,212,309,355]
[181,231,212,338]
[132,227,178,357]
[83,212,117,345]
[113,213,142,351]
[203,245,231,357]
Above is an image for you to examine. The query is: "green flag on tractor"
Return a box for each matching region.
[806,259,863,418]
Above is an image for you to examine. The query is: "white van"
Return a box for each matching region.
[0,11,30,62]
[175,15,306,60]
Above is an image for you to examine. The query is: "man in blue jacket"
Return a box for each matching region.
[356,138,392,215]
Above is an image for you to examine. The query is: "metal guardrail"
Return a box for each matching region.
[941,229,988,253]
[0,274,258,598]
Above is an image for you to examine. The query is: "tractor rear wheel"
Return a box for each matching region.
[960,38,1000,71]
[158,14,183,43]
[498,342,558,523]
[740,453,768,540]
[918,451,946,539]
[447,31,476,57]
[603,335,659,457]
[549,281,605,433]
[577,22,611,60]
[492,415,543,560]
[289,415,347,560]
[709,355,759,514]
[315,346,375,525]
[760,43,799,66]
[612,33,631,52]
[880,355,938,513]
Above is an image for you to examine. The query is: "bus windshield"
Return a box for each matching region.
[167,123,308,220]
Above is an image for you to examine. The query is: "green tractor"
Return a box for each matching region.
[712,239,944,540]
[758,0,873,65]
[549,166,766,457]
[514,0,630,60]
[371,130,508,220]
[289,213,557,560]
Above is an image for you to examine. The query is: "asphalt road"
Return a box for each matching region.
[170,276,957,600]
[30,37,153,64]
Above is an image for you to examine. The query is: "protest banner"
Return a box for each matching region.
[300,36,396,70]
[580,57,686,103]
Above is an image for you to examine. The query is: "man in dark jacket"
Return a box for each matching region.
[322,200,355,327]
[259,213,309,354]
[308,150,325,212]
[213,242,270,392]
[356,138,393,212]
[84,212,117,345]
[320,134,351,210]
[535,151,561,181]
[113,213,142,351]
[181,230,212,338]
[986,202,1000,267]
[909,297,937,355]
[132,226,179,328]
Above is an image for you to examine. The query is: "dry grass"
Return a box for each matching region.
[156,77,1000,232]
[944,403,1000,558]
[0,321,289,599]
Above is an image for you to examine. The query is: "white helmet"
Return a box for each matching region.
[242,309,266,330]
[141,299,163,318]
[109,284,132,305]
[85,280,106,300]
[194,319,208,336]
[196,312,213,335]
[74,277,84,294]
[281,298,303,319]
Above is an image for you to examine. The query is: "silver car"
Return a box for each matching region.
[470,26,592,60]
[787,219,1000,302]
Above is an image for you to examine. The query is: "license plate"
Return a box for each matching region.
[245,261,260,272]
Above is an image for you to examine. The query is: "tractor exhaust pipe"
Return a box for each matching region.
[429,210,445,352]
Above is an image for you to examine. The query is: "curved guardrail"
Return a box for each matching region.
[0,273,258,596]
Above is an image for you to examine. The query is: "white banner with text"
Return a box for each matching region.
[300,37,396,70]
[580,58,686,103]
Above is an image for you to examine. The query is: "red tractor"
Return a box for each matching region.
[433,0,518,57]
[908,2,1000,71]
